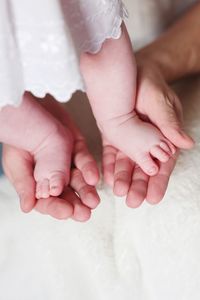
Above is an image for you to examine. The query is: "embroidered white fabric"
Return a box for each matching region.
[0,0,127,107]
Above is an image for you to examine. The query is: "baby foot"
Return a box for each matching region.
[33,123,73,199]
[0,92,74,200]
[100,112,176,176]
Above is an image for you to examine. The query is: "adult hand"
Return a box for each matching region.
[135,56,194,149]
[2,95,100,222]
[102,56,194,208]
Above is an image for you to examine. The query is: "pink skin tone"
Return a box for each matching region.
[103,140,179,208]
[0,92,73,199]
[3,95,100,221]
[3,75,192,220]
[80,23,176,177]
[0,23,188,203]
[102,58,194,208]
[3,146,99,222]
[2,76,193,219]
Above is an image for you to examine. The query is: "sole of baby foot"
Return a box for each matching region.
[34,126,73,199]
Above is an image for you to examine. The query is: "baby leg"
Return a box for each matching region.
[0,93,73,198]
[80,23,175,176]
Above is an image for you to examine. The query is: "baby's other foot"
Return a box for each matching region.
[101,112,176,176]
[33,124,73,199]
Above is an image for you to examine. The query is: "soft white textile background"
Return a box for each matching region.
[0,77,200,300]
[0,1,200,299]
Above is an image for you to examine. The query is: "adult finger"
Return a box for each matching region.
[126,165,149,208]
[62,187,92,222]
[143,89,194,149]
[102,140,118,187]
[146,151,179,204]
[74,138,99,186]
[34,194,74,220]
[113,152,134,197]
[70,168,100,209]
[2,144,36,213]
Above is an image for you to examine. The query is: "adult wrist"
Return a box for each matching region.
[135,45,179,83]
[135,3,200,83]
[135,49,167,83]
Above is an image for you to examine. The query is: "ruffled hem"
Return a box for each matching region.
[23,5,128,104]
[23,6,127,103]
[1,81,85,109]
[80,3,128,54]
[0,0,128,107]
[26,81,85,104]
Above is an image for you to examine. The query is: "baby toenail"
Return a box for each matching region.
[51,186,57,190]
[148,166,157,175]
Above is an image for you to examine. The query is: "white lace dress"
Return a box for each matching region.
[0,0,127,107]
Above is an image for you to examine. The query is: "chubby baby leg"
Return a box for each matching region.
[0,93,73,198]
[80,23,175,176]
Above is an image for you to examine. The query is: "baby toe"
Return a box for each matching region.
[36,179,50,199]
[159,141,171,153]
[150,145,170,163]
[49,173,66,197]
[136,153,159,176]
[161,140,176,155]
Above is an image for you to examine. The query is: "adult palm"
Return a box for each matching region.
[102,59,193,208]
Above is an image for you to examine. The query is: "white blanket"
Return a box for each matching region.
[0,76,200,300]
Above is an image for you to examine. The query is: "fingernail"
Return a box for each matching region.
[87,193,99,209]
[86,171,98,185]
[19,194,27,211]
[179,130,195,146]
[19,193,32,213]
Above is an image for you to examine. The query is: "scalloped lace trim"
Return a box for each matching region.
[23,7,127,103]
[0,0,127,107]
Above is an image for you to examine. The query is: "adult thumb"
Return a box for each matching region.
[2,145,36,213]
[147,93,194,149]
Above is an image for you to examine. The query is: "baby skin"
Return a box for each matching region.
[80,23,176,176]
[0,23,175,203]
[0,93,73,199]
